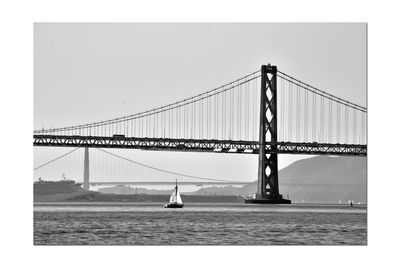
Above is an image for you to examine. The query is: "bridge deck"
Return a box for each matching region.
[34,135,367,156]
[88,181,365,187]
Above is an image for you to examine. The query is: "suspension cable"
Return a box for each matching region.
[35,70,261,134]
[96,148,245,183]
[277,72,366,113]
[34,147,80,171]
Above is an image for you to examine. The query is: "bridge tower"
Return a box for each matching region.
[83,147,90,190]
[246,65,291,204]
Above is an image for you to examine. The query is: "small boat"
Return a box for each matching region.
[164,180,184,208]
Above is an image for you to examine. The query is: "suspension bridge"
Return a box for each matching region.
[33,64,367,204]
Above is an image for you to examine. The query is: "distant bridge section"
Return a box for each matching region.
[89,181,249,186]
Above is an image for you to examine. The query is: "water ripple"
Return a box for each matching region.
[34,203,367,245]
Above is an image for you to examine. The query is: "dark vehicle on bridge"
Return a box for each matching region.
[112,134,125,139]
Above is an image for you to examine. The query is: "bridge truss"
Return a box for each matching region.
[34,135,366,156]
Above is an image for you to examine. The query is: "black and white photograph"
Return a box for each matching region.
[33,23,367,245]
[2,1,400,266]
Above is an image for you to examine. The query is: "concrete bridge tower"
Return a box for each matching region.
[83,147,89,190]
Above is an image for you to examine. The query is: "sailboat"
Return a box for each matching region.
[164,180,184,208]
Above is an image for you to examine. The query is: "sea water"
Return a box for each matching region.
[34,202,367,245]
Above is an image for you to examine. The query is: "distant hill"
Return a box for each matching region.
[278,156,366,203]
[195,156,367,203]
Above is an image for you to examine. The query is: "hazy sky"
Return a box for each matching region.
[33,23,366,183]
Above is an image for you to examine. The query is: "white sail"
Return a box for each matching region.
[169,189,177,203]
[176,190,182,204]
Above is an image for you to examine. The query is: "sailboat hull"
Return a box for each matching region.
[164,203,184,208]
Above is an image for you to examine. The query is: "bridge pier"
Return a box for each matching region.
[245,65,291,204]
[83,147,90,190]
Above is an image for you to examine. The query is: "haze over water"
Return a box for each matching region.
[34,203,367,245]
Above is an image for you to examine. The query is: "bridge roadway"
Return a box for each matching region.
[34,135,367,156]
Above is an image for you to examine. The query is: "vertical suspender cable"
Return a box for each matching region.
[153,114,156,138]
[206,96,210,139]
[353,109,357,144]
[141,117,143,138]
[361,111,365,144]
[179,106,182,138]
[337,103,341,143]
[192,99,194,139]
[328,100,332,143]
[176,106,178,138]
[230,85,233,139]
[237,83,239,140]
[209,96,212,139]
[304,90,308,142]
[245,81,249,140]
[320,97,324,143]
[200,99,203,139]
[186,101,188,139]
[296,85,300,142]
[312,93,316,141]
[282,78,285,141]
[222,88,225,139]
[253,77,257,141]
[345,106,349,144]
[239,82,242,140]
[131,118,133,137]
[288,82,292,141]
[215,94,217,139]
[193,100,196,139]
[183,102,186,139]
[161,110,163,138]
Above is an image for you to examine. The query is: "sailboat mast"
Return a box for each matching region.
[175,179,178,198]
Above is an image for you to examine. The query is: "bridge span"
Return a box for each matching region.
[34,135,366,156]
